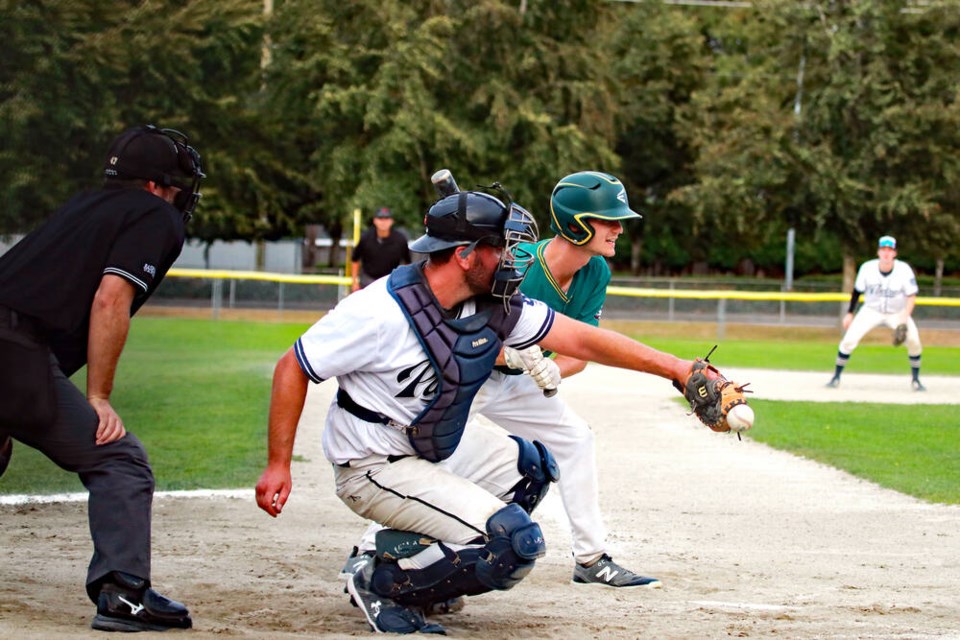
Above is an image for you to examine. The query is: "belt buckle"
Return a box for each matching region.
[386,419,410,434]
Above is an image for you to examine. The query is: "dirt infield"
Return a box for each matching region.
[2,366,959,639]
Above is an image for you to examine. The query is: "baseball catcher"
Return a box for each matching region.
[674,346,752,434]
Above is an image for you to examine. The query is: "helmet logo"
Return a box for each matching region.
[617,189,627,204]
[109,156,119,165]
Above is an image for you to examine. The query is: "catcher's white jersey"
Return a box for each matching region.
[294,277,555,465]
[854,259,918,315]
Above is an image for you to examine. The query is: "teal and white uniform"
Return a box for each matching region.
[464,238,613,565]
[516,239,610,326]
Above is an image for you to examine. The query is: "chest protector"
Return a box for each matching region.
[388,264,521,462]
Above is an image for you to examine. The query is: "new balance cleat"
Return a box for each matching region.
[91,572,191,632]
[572,555,662,589]
[347,559,445,634]
[912,379,926,392]
[825,378,840,389]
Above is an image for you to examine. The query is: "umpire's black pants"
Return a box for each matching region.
[2,343,154,603]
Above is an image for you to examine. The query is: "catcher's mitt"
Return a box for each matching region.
[673,347,752,433]
[893,323,908,346]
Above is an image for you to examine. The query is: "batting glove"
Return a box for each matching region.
[503,346,561,393]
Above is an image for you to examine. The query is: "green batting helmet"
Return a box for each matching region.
[549,171,641,245]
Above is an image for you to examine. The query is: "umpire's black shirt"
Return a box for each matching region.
[0,188,185,375]
[354,228,410,280]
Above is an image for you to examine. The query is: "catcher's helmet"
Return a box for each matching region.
[411,182,538,312]
[549,171,641,245]
[104,125,205,221]
[409,191,512,254]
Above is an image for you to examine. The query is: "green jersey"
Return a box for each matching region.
[518,239,610,326]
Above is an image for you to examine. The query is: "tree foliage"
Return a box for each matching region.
[2,0,960,278]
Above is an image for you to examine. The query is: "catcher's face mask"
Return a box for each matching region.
[457,183,537,313]
[490,202,537,312]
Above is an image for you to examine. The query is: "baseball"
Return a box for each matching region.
[727,404,755,432]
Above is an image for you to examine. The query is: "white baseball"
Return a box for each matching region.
[726,404,754,432]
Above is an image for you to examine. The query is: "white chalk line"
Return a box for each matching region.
[0,488,250,506]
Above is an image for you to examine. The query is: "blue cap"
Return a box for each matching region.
[878,235,896,249]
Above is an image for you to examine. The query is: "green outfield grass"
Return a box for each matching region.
[744,400,959,505]
[1,317,958,505]
[0,317,308,495]
[643,338,960,375]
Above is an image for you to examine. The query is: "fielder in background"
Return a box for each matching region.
[255,182,725,635]
[826,235,926,391]
[350,207,411,291]
[0,125,203,631]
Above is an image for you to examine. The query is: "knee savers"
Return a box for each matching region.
[476,503,546,590]
[369,504,546,608]
[509,436,560,513]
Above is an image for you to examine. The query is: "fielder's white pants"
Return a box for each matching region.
[336,418,526,545]
[839,307,922,357]
[468,370,606,565]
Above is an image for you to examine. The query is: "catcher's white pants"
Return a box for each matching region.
[336,418,526,544]
[840,307,922,357]
[469,370,606,565]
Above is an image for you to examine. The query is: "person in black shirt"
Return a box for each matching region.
[350,207,411,291]
[0,125,204,632]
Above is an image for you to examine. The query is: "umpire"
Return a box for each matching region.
[0,125,203,632]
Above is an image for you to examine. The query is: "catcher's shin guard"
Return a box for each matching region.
[507,436,560,513]
[369,504,546,609]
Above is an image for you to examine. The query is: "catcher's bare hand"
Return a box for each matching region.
[673,348,752,433]
[256,464,292,517]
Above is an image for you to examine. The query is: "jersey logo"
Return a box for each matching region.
[396,359,439,399]
[143,263,156,277]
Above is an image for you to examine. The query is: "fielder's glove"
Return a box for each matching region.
[893,323,908,346]
[503,345,561,395]
[673,347,752,433]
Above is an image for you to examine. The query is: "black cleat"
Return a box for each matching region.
[91,572,191,632]
[347,560,445,634]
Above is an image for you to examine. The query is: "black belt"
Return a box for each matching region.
[493,365,523,376]
[336,387,397,425]
[0,305,45,342]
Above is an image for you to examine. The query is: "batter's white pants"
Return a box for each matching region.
[335,418,527,545]
[839,307,922,357]
[468,370,606,565]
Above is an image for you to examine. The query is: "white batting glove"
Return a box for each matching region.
[502,346,561,393]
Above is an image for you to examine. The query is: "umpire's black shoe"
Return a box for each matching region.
[0,435,11,479]
[91,572,192,632]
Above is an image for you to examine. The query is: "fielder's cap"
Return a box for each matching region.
[103,125,198,189]
[878,235,897,249]
[375,207,393,218]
